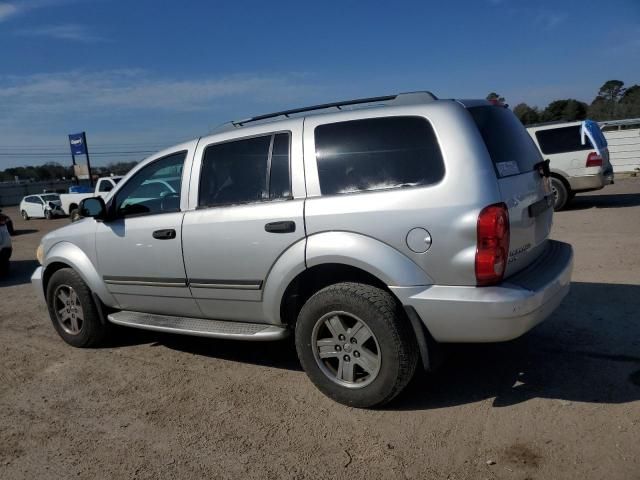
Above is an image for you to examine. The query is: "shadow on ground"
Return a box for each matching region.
[10,229,38,236]
[103,281,640,410]
[0,259,39,287]
[566,192,640,210]
[394,281,640,410]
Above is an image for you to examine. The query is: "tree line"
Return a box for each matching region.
[488,79,640,125]
[0,161,139,183]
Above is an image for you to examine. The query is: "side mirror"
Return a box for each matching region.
[78,197,106,220]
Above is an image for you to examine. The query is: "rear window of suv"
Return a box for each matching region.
[314,116,445,196]
[469,106,541,177]
[535,125,594,155]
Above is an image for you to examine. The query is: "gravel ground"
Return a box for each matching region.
[1,179,639,480]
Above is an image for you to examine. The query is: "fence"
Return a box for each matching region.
[0,180,74,207]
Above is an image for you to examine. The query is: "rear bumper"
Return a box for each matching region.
[568,171,614,192]
[31,266,46,303]
[390,240,573,343]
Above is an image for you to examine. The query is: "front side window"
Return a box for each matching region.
[199,133,291,207]
[314,116,445,196]
[98,180,113,192]
[535,126,593,155]
[113,151,185,217]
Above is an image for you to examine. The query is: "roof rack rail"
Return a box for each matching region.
[231,91,437,127]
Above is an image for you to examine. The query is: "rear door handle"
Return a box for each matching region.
[152,228,176,240]
[264,221,296,233]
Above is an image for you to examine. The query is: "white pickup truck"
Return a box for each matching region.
[60,177,122,219]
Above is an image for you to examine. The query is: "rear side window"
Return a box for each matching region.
[535,126,593,155]
[314,116,444,196]
[199,132,291,207]
[469,106,541,177]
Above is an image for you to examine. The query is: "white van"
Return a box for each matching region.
[600,118,640,173]
[527,120,614,210]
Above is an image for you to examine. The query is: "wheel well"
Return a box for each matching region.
[550,173,571,194]
[279,263,390,327]
[42,261,72,293]
[69,203,78,211]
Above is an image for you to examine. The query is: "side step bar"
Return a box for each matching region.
[107,311,289,341]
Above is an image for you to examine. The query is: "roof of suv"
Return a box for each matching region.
[211,91,466,133]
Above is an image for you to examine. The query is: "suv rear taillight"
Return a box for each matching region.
[586,152,603,168]
[475,203,510,286]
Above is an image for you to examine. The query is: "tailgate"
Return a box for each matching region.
[468,105,554,277]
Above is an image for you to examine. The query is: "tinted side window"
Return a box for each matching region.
[199,133,290,207]
[114,151,185,217]
[314,116,444,196]
[98,180,113,192]
[535,126,593,155]
[269,133,291,199]
[469,106,540,177]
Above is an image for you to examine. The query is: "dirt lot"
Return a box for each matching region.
[1,179,639,480]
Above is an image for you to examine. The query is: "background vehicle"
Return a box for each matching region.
[600,118,640,173]
[32,92,572,408]
[0,211,12,274]
[19,194,64,220]
[59,176,122,219]
[0,208,14,235]
[526,120,614,210]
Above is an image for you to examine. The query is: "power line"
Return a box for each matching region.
[0,150,155,156]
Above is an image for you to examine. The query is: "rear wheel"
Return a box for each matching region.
[550,177,570,211]
[295,282,418,408]
[21,210,29,221]
[46,268,110,347]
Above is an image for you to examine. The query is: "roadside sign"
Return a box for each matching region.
[69,133,87,156]
[68,131,94,187]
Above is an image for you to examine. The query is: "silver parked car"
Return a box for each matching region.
[32,92,573,407]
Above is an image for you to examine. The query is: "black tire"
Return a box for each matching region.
[550,176,570,211]
[21,210,29,221]
[6,220,14,235]
[0,258,9,276]
[46,268,110,347]
[70,209,81,222]
[45,209,52,220]
[295,282,418,408]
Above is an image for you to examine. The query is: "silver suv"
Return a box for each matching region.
[32,92,573,407]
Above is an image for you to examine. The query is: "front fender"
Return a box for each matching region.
[306,231,433,286]
[43,241,117,307]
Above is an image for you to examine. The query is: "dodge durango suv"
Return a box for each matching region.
[32,92,573,407]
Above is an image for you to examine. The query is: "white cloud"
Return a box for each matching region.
[15,23,107,42]
[0,69,318,115]
[0,2,19,21]
[535,11,567,30]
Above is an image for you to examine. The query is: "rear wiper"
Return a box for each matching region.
[534,159,551,178]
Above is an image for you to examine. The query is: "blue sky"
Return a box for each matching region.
[1,0,639,168]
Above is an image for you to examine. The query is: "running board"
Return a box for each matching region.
[107,311,289,341]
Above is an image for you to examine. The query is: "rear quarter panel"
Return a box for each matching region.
[303,102,501,286]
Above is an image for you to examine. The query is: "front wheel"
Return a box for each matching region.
[46,268,110,347]
[44,209,53,220]
[295,282,418,408]
[21,210,29,221]
[70,209,81,222]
